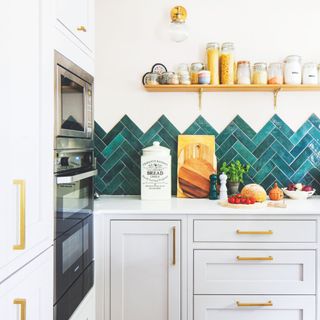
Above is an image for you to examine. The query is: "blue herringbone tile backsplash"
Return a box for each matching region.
[94,114,320,195]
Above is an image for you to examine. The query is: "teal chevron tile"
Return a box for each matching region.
[121,140,141,161]
[216,135,237,158]
[271,128,294,151]
[290,134,312,157]
[308,113,320,130]
[271,153,294,177]
[253,121,275,145]
[94,176,105,194]
[158,115,180,139]
[121,115,144,139]
[254,161,276,184]
[113,186,126,195]
[105,173,125,194]
[309,127,320,144]
[159,128,178,150]
[291,160,314,182]
[233,115,256,139]
[121,166,140,187]
[94,134,106,153]
[311,179,320,193]
[193,128,207,135]
[233,129,256,152]
[96,162,106,178]
[219,148,238,165]
[291,147,313,171]
[301,173,314,186]
[216,122,237,146]
[253,148,276,172]
[139,122,162,145]
[184,122,199,134]
[253,135,275,158]
[103,121,124,145]
[308,168,320,181]
[121,154,140,177]
[121,128,143,150]
[101,147,125,172]
[270,141,294,164]
[94,121,107,140]
[260,173,277,192]
[270,167,290,188]
[102,133,125,159]
[103,161,125,182]
[233,141,257,165]
[290,121,312,144]
[270,114,294,137]
[193,116,218,136]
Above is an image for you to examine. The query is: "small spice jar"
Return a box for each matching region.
[198,70,211,84]
[268,63,283,84]
[236,61,251,84]
[145,73,159,85]
[168,73,179,85]
[253,63,268,84]
[220,42,235,85]
[158,72,174,84]
[206,42,220,85]
[302,62,318,84]
[179,71,191,85]
[190,62,205,84]
[284,55,302,84]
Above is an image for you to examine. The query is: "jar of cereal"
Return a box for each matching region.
[220,42,235,85]
[253,63,268,84]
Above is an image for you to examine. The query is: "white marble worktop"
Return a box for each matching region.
[94,195,320,215]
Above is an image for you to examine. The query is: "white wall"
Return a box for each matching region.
[95,0,320,133]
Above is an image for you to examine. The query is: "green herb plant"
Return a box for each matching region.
[220,160,250,183]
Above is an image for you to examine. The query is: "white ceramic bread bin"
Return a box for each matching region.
[141,141,171,200]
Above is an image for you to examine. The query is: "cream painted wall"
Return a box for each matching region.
[95,0,320,133]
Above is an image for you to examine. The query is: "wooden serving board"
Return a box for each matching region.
[219,200,267,209]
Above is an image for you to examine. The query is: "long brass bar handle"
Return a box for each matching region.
[237,229,273,235]
[237,256,273,261]
[237,300,273,307]
[13,180,26,250]
[172,226,176,266]
[14,298,26,320]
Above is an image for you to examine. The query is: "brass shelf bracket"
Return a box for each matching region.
[198,88,203,112]
[273,88,281,112]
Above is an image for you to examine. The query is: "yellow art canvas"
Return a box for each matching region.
[177,135,217,198]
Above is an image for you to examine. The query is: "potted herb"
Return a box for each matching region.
[220,160,250,195]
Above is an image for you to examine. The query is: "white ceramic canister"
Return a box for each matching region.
[141,141,171,200]
[284,55,302,84]
[302,62,318,84]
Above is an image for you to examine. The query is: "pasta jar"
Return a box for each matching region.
[206,42,220,85]
[284,55,302,84]
[268,63,283,84]
[190,62,204,84]
[302,62,318,84]
[220,42,235,84]
[236,61,251,84]
[253,63,268,84]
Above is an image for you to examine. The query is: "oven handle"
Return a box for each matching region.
[56,169,97,184]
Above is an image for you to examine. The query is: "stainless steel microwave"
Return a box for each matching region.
[55,51,94,139]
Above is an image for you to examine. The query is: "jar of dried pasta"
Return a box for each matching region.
[206,42,220,85]
[220,42,235,85]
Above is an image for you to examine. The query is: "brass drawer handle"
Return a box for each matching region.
[237,256,273,261]
[172,226,176,266]
[77,25,87,32]
[237,300,273,307]
[14,298,26,320]
[237,229,273,235]
[13,180,26,250]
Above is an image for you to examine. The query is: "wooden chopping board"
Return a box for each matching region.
[219,200,267,209]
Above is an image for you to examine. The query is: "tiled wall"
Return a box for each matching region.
[94,114,320,195]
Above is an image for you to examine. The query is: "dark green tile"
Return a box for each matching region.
[291,147,313,171]
[290,134,312,157]
[102,134,124,159]
[253,121,275,145]
[216,122,237,146]
[290,121,312,144]
[233,141,257,165]
[158,115,180,139]
[253,135,275,158]
[291,160,314,182]
[94,121,107,140]
[103,121,124,145]
[253,148,276,172]
[139,122,162,145]
[271,128,294,151]
[216,135,237,158]
[271,153,294,177]
[270,114,294,137]
[195,115,218,136]
[233,115,256,139]
[308,113,320,129]
[270,141,294,164]
[233,129,256,152]
[254,161,276,184]
[121,115,144,139]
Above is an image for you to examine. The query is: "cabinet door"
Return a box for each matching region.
[69,288,96,320]
[56,0,94,51]
[0,247,53,320]
[0,0,54,282]
[111,221,180,320]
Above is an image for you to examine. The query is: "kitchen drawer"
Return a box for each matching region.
[194,295,316,320]
[193,220,316,242]
[194,250,315,294]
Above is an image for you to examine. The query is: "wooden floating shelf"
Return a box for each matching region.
[144,84,320,92]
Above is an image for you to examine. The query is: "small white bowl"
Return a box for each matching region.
[282,188,316,200]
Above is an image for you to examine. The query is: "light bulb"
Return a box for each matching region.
[169,21,189,43]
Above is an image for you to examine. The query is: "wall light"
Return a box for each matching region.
[170,6,189,43]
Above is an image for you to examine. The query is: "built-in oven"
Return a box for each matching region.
[55,51,93,139]
[54,146,96,320]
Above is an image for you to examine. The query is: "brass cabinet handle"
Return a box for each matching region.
[236,229,273,235]
[77,25,87,32]
[172,226,176,266]
[13,180,26,250]
[237,256,273,261]
[237,300,273,307]
[14,299,26,320]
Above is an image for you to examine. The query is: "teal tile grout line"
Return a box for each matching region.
[94,114,320,196]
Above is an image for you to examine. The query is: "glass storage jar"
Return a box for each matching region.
[318,65,320,84]
[198,70,211,84]
[268,63,283,84]
[146,73,159,85]
[190,62,205,84]
[236,61,251,84]
[220,42,235,84]
[253,63,268,84]
[284,55,302,84]
[302,62,318,84]
[206,42,220,85]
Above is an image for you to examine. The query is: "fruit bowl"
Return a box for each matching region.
[282,188,316,200]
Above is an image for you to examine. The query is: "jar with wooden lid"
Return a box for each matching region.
[253,63,268,84]
[268,63,283,84]
[236,61,251,84]
[206,42,220,85]
[220,42,235,85]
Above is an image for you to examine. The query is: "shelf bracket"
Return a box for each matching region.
[198,88,203,112]
[273,88,281,112]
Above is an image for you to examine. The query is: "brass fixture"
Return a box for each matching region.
[170,6,187,23]
[13,180,26,250]
[236,300,273,307]
[237,256,274,261]
[77,25,87,32]
[236,229,273,235]
[14,299,26,320]
[172,226,176,265]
